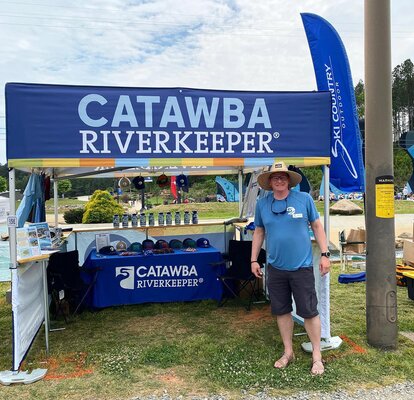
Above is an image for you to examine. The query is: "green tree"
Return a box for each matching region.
[68,177,115,197]
[0,165,29,192]
[394,147,412,191]
[190,176,218,202]
[57,179,72,198]
[355,79,365,119]
[82,190,124,223]
[303,167,323,196]
[393,59,414,136]
[0,176,7,192]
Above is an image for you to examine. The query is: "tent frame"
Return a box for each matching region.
[4,83,339,382]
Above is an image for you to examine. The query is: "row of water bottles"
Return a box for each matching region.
[113,210,198,228]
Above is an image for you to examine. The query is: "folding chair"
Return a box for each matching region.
[215,240,266,310]
[47,250,97,321]
[338,229,366,271]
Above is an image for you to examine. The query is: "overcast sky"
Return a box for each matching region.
[1,0,413,165]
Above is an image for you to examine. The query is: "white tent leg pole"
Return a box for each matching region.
[41,259,50,354]
[323,165,330,238]
[238,168,243,217]
[53,178,58,227]
[321,165,331,339]
[7,168,17,374]
[8,168,17,269]
[301,165,342,352]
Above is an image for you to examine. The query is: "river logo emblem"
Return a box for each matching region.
[116,266,135,290]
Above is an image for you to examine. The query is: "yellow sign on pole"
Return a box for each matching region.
[375,176,394,218]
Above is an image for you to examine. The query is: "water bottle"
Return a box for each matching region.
[158,212,165,225]
[174,211,181,225]
[192,210,198,224]
[131,213,138,227]
[122,213,129,228]
[139,213,146,226]
[166,212,172,225]
[148,212,155,226]
[113,214,120,228]
[184,211,190,225]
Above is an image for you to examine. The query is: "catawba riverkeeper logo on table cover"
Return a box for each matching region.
[115,264,202,290]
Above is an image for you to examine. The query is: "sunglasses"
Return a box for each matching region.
[271,198,287,215]
[270,175,289,182]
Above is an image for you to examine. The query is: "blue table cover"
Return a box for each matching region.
[83,248,224,308]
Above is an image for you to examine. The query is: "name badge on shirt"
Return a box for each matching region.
[292,213,303,218]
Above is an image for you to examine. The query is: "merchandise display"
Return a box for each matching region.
[169,239,183,249]
[142,239,155,250]
[183,238,197,248]
[196,238,211,248]
[128,242,143,252]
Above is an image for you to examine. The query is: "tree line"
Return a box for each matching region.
[355,58,414,138]
[354,58,414,191]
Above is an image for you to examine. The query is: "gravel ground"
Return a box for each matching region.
[130,381,414,400]
[246,381,414,400]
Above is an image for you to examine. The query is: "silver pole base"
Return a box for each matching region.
[301,336,343,353]
[0,369,47,385]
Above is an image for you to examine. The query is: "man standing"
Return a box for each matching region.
[251,161,330,376]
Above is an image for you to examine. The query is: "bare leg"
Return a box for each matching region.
[304,315,324,375]
[274,313,295,368]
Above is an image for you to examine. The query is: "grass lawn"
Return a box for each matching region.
[1,264,414,399]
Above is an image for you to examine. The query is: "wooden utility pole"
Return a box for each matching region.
[365,0,397,348]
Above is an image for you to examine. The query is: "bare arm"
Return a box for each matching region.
[310,218,330,276]
[251,226,265,278]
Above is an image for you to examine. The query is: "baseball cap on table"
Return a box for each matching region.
[115,240,127,251]
[176,174,188,188]
[183,238,197,248]
[128,242,143,252]
[132,176,145,190]
[142,239,155,250]
[99,245,117,255]
[155,239,169,249]
[196,238,210,248]
[169,239,183,249]
[156,173,169,188]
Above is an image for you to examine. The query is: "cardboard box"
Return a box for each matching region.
[403,240,414,265]
[345,228,366,254]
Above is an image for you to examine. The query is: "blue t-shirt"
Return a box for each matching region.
[254,191,319,271]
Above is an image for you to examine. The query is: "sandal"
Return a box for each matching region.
[311,359,325,376]
[274,353,295,369]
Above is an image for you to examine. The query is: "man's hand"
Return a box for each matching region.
[251,261,263,278]
[319,256,330,276]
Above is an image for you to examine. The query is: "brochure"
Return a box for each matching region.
[29,222,53,250]
[16,226,41,259]
[96,233,110,252]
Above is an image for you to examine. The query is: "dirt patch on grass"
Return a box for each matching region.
[43,352,93,380]
[230,305,273,331]
[157,369,184,384]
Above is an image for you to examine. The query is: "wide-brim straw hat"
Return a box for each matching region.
[257,161,302,191]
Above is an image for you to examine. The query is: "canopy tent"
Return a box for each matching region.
[4,82,336,377]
